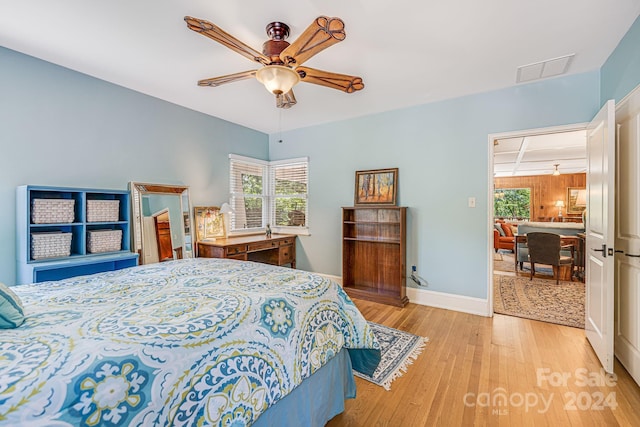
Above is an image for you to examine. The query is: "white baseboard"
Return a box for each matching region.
[317,273,343,286]
[317,273,490,317]
[407,287,490,317]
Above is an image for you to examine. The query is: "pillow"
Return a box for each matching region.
[494,223,506,236]
[0,282,25,328]
[500,222,513,237]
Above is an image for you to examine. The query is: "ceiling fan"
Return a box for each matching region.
[184,15,364,108]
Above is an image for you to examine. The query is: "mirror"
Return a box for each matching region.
[129,182,194,265]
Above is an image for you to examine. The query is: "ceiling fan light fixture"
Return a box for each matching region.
[256,65,300,95]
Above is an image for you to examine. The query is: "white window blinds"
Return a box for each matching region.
[270,160,308,230]
[228,155,309,234]
[229,157,267,231]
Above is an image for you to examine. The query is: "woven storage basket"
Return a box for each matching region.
[31,199,75,224]
[87,200,120,222]
[31,232,72,260]
[87,229,122,253]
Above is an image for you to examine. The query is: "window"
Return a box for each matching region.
[229,156,266,230]
[270,159,308,230]
[494,188,531,220]
[229,154,309,234]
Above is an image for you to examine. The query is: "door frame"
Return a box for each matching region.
[486,122,588,316]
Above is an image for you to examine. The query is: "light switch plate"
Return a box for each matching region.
[468,197,476,208]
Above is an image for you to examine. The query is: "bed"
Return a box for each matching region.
[1,258,380,426]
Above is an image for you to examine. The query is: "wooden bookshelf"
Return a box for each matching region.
[342,206,408,307]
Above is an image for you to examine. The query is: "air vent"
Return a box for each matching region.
[516,54,575,83]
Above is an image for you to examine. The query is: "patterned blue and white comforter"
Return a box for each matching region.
[0,258,379,426]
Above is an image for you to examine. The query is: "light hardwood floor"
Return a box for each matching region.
[327,299,640,427]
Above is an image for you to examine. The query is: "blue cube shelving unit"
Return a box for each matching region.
[16,185,139,284]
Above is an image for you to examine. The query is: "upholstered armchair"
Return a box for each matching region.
[526,232,574,284]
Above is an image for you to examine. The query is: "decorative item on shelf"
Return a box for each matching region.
[555,200,565,217]
[31,231,72,260]
[194,206,225,242]
[266,224,272,239]
[87,229,122,253]
[220,202,234,238]
[553,164,560,176]
[31,198,75,224]
[86,200,119,222]
[354,168,398,206]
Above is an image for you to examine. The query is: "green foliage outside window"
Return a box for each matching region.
[241,173,263,228]
[274,177,307,227]
[240,174,308,228]
[241,173,262,195]
[494,188,530,219]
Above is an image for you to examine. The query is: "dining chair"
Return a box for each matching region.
[526,232,574,284]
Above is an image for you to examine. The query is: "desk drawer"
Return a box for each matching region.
[225,245,247,256]
[279,237,295,246]
[248,240,279,252]
[279,244,295,265]
[198,243,224,258]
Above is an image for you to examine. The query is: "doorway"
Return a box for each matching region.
[488,123,587,328]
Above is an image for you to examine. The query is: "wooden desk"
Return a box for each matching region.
[197,234,296,268]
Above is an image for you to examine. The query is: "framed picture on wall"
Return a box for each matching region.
[567,187,587,214]
[354,168,398,206]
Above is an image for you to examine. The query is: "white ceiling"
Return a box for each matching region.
[1,1,639,134]
[494,130,587,177]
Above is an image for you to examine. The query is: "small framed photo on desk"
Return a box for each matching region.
[194,206,225,242]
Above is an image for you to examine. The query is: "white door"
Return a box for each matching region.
[585,100,616,373]
[614,86,640,386]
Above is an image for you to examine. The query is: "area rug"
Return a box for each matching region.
[494,251,553,275]
[494,250,516,272]
[493,274,585,328]
[354,322,429,390]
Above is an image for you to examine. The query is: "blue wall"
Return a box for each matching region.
[270,72,601,299]
[0,46,268,285]
[601,15,640,103]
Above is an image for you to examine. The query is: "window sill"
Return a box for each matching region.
[228,228,310,237]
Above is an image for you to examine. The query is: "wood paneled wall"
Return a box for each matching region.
[494,173,586,221]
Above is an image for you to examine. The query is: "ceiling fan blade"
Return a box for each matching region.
[185,16,270,65]
[276,90,297,109]
[279,16,346,66]
[296,67,364,93]
[197,70,257,87]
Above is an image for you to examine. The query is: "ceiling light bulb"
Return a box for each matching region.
[256,65,300,95]
[553,164,560,176]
